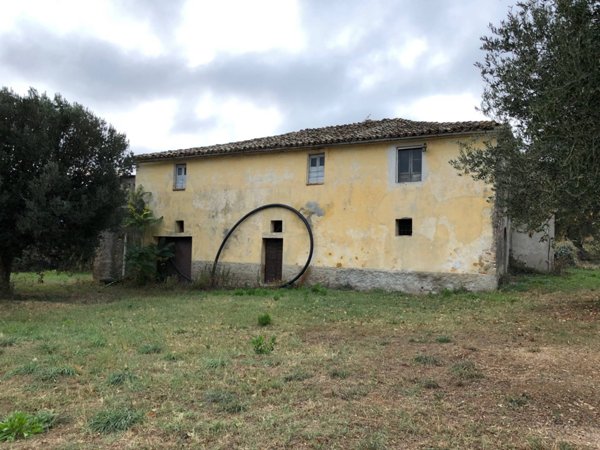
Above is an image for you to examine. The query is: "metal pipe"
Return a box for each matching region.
[211,203,314,288]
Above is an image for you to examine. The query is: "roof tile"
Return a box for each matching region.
[136,117,498,161]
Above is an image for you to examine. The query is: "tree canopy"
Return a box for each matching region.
[0,88,133,295]
[452,0,599,241]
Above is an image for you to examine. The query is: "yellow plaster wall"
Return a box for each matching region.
[136,135,496,276]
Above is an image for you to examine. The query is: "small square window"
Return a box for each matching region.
[176,220,184,233]
[307,153,325,184]
[271,220,283,233]
[397,147,423,183]
[174,163,187,190]
[396,218,413,236]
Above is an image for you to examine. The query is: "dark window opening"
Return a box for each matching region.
[271,220,283,233]
[176,220,184,233]
[396,218,413,236]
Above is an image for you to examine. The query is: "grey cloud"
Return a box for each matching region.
[0,0,515,153]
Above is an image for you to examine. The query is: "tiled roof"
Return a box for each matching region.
[135,117,499,161]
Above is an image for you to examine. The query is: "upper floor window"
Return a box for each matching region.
[307,153,325,184]
[397,147,423,183]
[174,163,187,190]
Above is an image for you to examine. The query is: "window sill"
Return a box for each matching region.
[306,182,324,186]
[173,188,186,191]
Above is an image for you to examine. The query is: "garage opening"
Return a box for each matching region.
[263,238,283,283]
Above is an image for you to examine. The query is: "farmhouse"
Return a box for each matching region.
[134,117,552,292]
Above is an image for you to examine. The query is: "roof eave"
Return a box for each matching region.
[134,126,500,164]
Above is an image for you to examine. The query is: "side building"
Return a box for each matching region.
[134,117,549,292]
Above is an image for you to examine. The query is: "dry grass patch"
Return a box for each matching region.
[0,268,599,448]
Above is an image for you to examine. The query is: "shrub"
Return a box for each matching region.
[0,410,56,442]
[257,313,272,327]
[435,335,452,343]
[554,240,578,273]
[88,407,143,433]
[251,335,276,354]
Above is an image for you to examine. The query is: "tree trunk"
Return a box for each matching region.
[0,254,13,297]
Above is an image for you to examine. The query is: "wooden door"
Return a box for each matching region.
[264,238,283,283]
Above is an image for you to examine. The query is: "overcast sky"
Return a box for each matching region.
[0,0,514,155]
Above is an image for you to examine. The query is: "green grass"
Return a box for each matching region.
[0,268,598,448]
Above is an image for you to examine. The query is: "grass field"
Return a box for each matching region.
[1,270,599,449]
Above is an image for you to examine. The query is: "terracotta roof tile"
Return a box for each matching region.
[135,117,499,161]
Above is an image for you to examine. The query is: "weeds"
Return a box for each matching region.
[202,390,246,413]
[203,357,228,369]
[138,343,163,354]
[435,335,452,343]
[283,370,312,382]
[257,313,272,326]
[88,407,143,433]
[0,336,17,347]
[107,370,137,386]
[413,354,442,366]
[251,335,276,354]
[451,361,483,381]
[0,410,56,442]
[507,393,530,408]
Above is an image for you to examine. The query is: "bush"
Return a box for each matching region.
[251,335,276,354]
[257,313,272,327]
[554,240,579,273]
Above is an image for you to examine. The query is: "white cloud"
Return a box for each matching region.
[97,95,283,153]
[194,94,283,145]
[395,93,486,122]
[176,0,305,67]
[0,0,163,56]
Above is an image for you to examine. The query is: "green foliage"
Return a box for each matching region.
[126,242,174,285]
[451,0,600,241]
[413,354,442,366]
[203,357,228,369]
[250,334,276,354]
[88,407,143,433]
[107,370,137,386]
[138,343,163,354]
[0,87,133,295]
[554,240,579,272]
[310,284,328,295]
[507,393,530,408]
[451,361,484,381]
[123,186,161,235]
[123,187,173,285]
[202,390,246,413]
[0,410,56,442]
[257,313,272,326]
[435,335,452,343]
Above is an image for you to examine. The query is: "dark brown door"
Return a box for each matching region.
[264,238,283,283]
[163,237,192,281]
